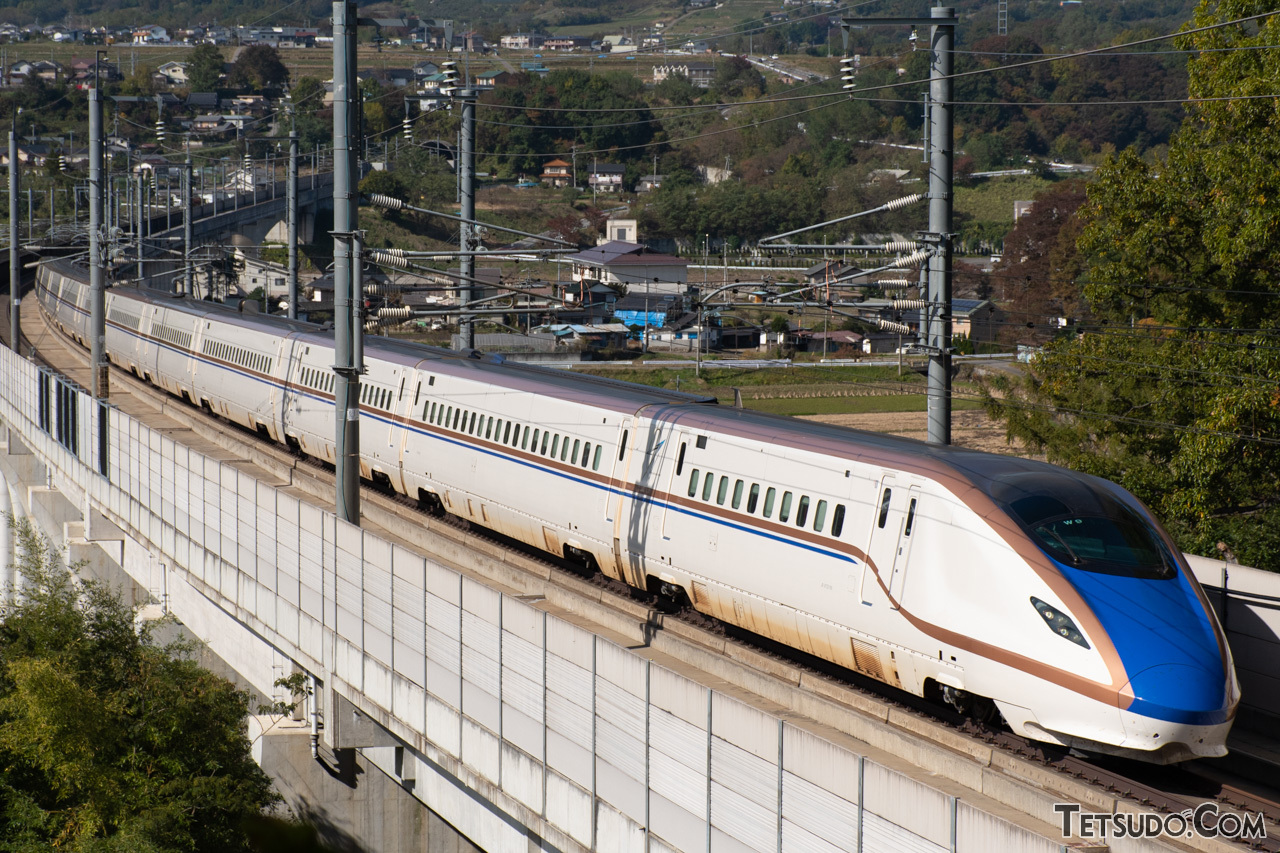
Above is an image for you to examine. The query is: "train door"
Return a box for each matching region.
[661,430,691,540]
[861,474,913,607]
[608,408,653,588]
[280,340,305,440]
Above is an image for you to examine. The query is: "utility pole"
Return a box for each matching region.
[459,86,476,349]
[184,140,193,296]
[332,0,362,525]
[89,79,107,398]
[8,121,18,351]
[925,6,955,446]
[136,170,144,284]
[838,7,955,445]
[288,129,298,319]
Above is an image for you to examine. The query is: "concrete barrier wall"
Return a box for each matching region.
[1187,554,1280,724]
[0,342,1092,853]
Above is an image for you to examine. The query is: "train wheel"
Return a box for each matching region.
[940,685,1002,725]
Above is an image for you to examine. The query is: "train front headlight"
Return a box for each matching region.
[1030,596,1091,649]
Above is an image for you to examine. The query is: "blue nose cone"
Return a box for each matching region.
[1124,663,1231,726]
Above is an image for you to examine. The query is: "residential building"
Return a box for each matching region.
[587,163,625,193]
[132,25,170,44]
[653,61,715,88]
[155,61,188,86]
[636,175,664,193]
[474,69,515,89]
[540,158,573,188]
[544,36,590,50]
[499,33,544,50]
[568,241,688,294]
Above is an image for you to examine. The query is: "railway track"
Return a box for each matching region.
[29,305,1280,852]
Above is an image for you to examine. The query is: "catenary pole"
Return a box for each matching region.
[926,7,955,446]
[288,129,298,319]
[332,0,361,524]
[458,87,476,350]
[89,85,107,398]
[8,126,18,351]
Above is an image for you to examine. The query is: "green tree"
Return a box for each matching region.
[0,517,279,850]
[228,45,289,92]
[983,0,1280,570]
[187,43,225,92]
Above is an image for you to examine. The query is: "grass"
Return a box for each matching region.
[954,174,1054,225]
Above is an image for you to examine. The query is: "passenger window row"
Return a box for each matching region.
[108,308,142,330]
[422,400,604,472]
[153,323,192,349]
[299,366,335,394]
[202,339,272,373]
[361,384,393,410]
[686,469,846,538]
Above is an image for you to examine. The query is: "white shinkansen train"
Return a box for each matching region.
[38,264,1238,763]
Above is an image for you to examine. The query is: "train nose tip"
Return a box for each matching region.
[1123,663,1230,726]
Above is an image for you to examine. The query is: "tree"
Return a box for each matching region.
[228,45,289,92]
[983,0,1280,571]
[0,517,279,850]
[187,43,225,92]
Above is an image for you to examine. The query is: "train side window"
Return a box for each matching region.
[904,498,918,537]
[878,489,892,528]
[732,479,744,510]
[675,442,687,476]
[832,504,846,537]
[813,500,828,533]
[618,430,628,461]
[450,407,458,429]
[532,428,540,451]
[702,473,715,501]
[764,487,776,518]
[428,402,436,422]
[468,412,477,434]
[572,439,580,465]
[796,496,810,527]
[581,442,590,467]
[522,426,531,450]
[541,431,550,455]
[747,484,760,514]
[688,469,700,497]
[779,491,793,523]
[503,422,512,444]
[592,445,602,470]
[561,438,571,462]
[716,476,729,506]
[551,434,560,458]
[486,418,494,439]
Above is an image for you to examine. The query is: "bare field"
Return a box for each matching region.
[804,408,1042,458]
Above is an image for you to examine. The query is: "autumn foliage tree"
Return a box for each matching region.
[983,0,1280,570]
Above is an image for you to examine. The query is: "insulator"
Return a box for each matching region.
[892,299,927,309]
[882,193,925,212]
[362,283,381,295]
[876,279,910,289]
[366,193,405,211]
[379,306,411,320]
[382,247,406,258]
[369,250,411,270]
[878,318,911,334]
[363,320,381,333]
[883,240,920,253]
[891,249,932,268]
[840,56,856,91]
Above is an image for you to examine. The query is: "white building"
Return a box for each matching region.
[568,241,688,295]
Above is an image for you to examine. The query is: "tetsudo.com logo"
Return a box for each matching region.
[1055,803,1268,841]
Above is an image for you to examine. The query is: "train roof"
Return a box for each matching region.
[112,285,321,335]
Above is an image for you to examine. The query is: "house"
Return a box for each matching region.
[133,25,170,44]
[155,61,188,86]
[499,33,544,50]
[603,218,638,244]
[601,35,636,53]
[653,62,716,88]
[544,36,590,51]
[374,68,414,88]
[569,241,689,294]
[529,323,630,349]
[587,163,625,193]
[187,92,221,112]
[803,260,865,286]
[684,39,713,52]
[412,60,439,78]
[474,69,515,89]
[540,158,573,188]
[29,60,65,83]
[636,175,664,193]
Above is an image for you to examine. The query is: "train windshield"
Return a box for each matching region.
[990,473,1177,579]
